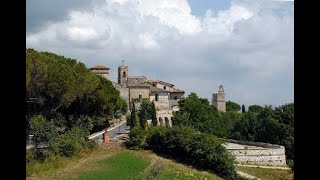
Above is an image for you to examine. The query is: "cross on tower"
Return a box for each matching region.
[122,60,125,66]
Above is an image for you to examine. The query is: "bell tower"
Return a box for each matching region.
[212,84,226,112]
[118,60,128,86]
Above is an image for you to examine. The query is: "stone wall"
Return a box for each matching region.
[156,110,173,127]
[150,92,170,110]
[223,139,287,166]
[117,86,129,106]
[129,87,150,100]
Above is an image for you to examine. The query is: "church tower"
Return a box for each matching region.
[212,84,226,112]
[118,60,128,87]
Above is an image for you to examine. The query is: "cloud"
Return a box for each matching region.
[26,0,294,107]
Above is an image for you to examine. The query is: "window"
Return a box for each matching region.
[155,94,159,101]
[123,71,126,77]
[163,86,166,89]
[153,84,156,87]
[174,96,177,100]
[139,95,142,101]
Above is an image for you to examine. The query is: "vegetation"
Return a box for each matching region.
[236,166,293,180]
[241,105,246,113]
[151,101,157,126]
[77,152,150,180]
[26,49,126,163]
[173,93,294,166]
[128,126,241,180]
[226,100,241,112]
[27,145,223,180]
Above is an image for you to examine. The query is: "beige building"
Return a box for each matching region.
[212,84,226,112]
[92,64,185,127]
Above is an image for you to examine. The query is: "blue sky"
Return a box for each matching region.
[188,0,231,16]
[26,0,294,108]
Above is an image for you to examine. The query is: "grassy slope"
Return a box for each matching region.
[27,144,221,180]
[27,144,293,180]
[236,166,293,180]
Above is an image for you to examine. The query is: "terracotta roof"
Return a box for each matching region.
[90,65,110,70]
[146,79,174,86]
[170,87,185,93]
[150,86,169,93]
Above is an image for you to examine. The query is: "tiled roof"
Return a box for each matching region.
[170,87,184,93]
[90,65,110,70]
[146,79,174,86]
[150,86,169,93]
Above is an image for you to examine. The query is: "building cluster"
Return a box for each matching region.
[90,63,226,126]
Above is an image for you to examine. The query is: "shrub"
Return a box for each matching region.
[146,127,240,180]
[287,159,294,172]
[128,127,147,150]
[50,127,87,157]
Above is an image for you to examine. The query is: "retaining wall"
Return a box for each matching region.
[223,139,287,166]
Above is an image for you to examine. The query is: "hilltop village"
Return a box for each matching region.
[90,64,226,126]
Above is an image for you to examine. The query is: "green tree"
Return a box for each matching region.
[130,103,139,129]
[172,111,190,128]
[139,105,148,130]
[151,101,157,126]
[29,115,56,147]
[241,105,246,113]
[248,104,264,114]
[226,100,241,112]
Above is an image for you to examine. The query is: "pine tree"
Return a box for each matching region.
[151,101,157,126]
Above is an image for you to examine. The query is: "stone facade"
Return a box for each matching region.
[129,87,150,101]
[90,65,110,79]
[150,92,170,110]
[223,139,287,166]
[92,63,185,127]
[118,66,128,86]
[157,110,173,127]
[212,84,226,112]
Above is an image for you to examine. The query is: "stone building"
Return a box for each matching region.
[212,84,226,112]
[91,63,185,127]
[90,65,110,79]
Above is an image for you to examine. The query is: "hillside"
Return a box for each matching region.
[27,139,293,180]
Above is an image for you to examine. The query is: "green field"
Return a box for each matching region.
[26,144,293,180]
[27,145,221,180]
[77,152,149,180]
[236,166,293,180]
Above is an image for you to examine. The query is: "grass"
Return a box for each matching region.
[77,151,150,180]
[27,144,221,180]
[236,166,293,180]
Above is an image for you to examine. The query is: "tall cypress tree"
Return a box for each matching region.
[151,101,157,126]
[130,103,139,129]
[139,107,147,130]
[242,105,246,113]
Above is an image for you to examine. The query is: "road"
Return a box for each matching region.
[93,122,130,143]
[109,122,130,139]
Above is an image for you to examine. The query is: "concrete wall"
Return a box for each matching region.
[223,139,287,166]
[150,92,170,110]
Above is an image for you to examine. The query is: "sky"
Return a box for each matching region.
[26,0,294,108]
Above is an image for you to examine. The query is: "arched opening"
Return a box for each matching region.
[165,117,170,127]
[159,117,164,126]
[123,71,126,77]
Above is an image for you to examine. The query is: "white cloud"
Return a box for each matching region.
[26,0,294,106]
